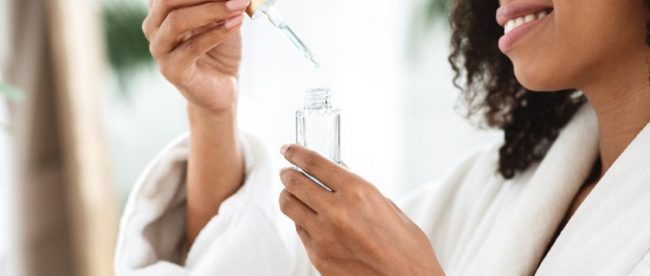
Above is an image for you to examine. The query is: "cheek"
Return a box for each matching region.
[505,0,647,91]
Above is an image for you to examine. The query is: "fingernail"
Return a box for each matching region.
[226,0,250,11]
[224,15,244,29]
[280,145,289,155]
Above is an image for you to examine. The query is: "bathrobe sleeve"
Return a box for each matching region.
[115,131,502,276]
[114,133,317,276]
[397,142,502,274]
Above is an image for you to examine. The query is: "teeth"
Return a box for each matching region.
[514,17,525,26]
[505,21,515,33]
[524,14,536,23]
[503,10,550,34]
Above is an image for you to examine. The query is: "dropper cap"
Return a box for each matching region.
[246,0,275,18]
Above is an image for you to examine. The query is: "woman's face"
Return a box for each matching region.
[498,0,648,91]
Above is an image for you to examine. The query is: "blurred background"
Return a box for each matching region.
[0,0,499,275]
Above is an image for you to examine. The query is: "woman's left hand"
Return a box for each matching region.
[278,144,445,276]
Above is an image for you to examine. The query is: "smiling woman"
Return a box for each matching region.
[115,0,650,275]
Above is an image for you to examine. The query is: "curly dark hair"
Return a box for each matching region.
[447,0,588,179]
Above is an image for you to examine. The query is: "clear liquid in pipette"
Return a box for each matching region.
[277,23,320,68]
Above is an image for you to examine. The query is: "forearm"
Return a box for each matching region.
[186,102,245,245]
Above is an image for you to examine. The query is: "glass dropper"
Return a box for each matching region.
[246,0,320,68]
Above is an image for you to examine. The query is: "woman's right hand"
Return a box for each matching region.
[143,0,250,114]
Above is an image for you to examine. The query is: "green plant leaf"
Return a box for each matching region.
[0,84,25,102]
[102,0,153,95]
[424,0,449,24]
[406,0,449,61]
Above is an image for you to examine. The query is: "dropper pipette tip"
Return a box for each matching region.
[309,55,321,68]
[274,21,320,68]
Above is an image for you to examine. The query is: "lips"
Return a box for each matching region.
[503,10,549,34]
[496,3,553,27]
[496,2,554,53]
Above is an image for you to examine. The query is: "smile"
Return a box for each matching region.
[496,3,554,53]
[503,10,549,34]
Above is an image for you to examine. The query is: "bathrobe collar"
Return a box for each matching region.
[483,103,650,275]
[537,108,650,274]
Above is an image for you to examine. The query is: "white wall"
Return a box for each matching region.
[103,70,189,205]
[396,24,501,195]
[237,0,408,196]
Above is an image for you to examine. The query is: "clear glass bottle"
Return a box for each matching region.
[295,88,340,192]
[296,88,341,164]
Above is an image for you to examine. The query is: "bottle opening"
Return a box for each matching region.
[304,88,332,110]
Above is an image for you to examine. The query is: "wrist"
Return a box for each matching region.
[187,102,236,126]
[186,101,239,153]
[185,76,239,121]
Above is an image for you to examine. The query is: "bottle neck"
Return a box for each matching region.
[304,88,332,110]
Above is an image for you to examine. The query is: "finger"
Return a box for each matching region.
[387,198,407,216]
[295,224,314,247]
[281,144,353,191]
[280,168,334,211]
[160,0,248,42]
[165,16,242,70]
[149,1,246,57]
[296,224,311,240]
[144,0,248,42]
[279,190,317,229]
[142,0,240,38]
[144,0,218,40]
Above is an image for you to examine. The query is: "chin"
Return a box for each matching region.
[512,62,572,92]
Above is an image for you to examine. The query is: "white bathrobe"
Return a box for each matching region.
[115,104,650,276]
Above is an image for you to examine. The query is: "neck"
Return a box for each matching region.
[580,55,650,176]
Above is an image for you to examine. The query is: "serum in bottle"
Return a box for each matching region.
[295,88,341,191]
